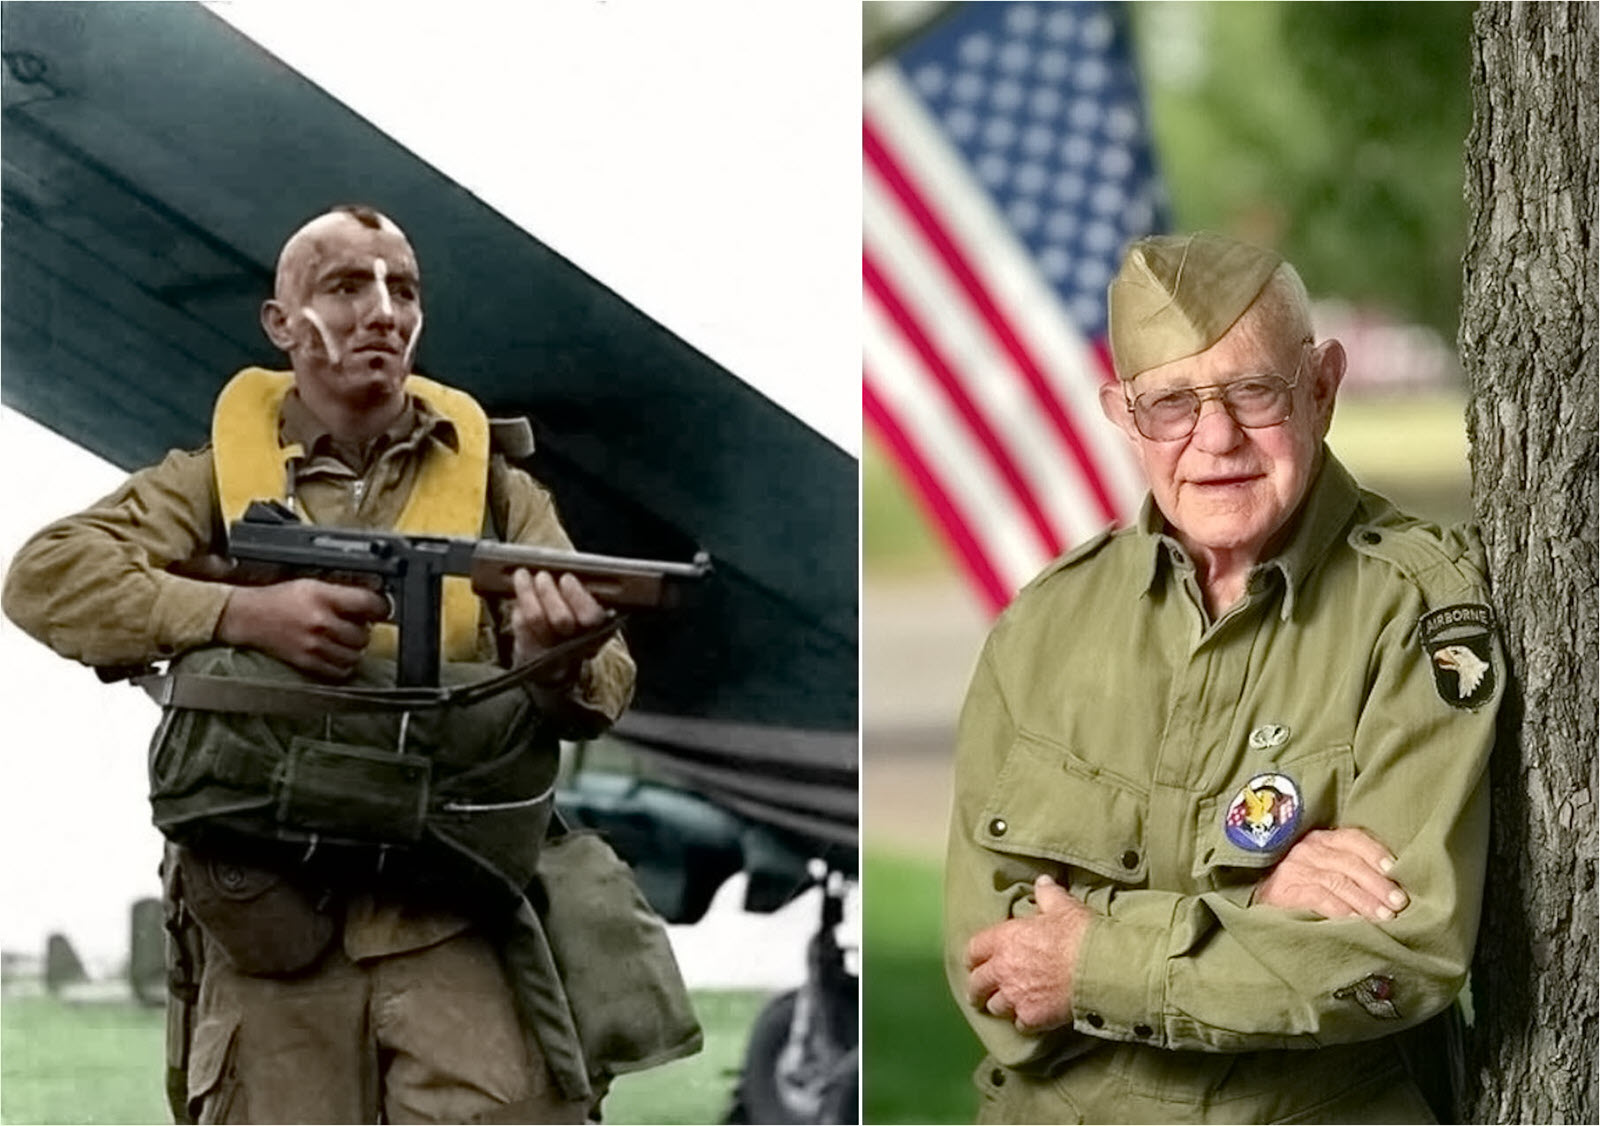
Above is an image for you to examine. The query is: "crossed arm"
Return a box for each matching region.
[964,826,1410,1033]
[945,606,1497,1064]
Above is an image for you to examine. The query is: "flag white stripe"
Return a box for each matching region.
[864,170,1108,547]
[866,65,1147,517]
[864,294,1049,591]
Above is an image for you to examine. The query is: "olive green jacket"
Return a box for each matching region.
[3,386,636,958]
[946,453,1501,1122]
[2,392,634,736]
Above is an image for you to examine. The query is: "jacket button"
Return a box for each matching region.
[1133,1023,1154,1038]
[1361,530,1382,545]
[990,1068,1005,1087]
[217,865,247,891]
[988,818,1007,837]
[1121,849,1140,869]
[1084,1012,1104,1028]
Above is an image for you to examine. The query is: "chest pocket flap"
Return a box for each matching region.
[974,729,1148,884]
[1192,743,1353,877]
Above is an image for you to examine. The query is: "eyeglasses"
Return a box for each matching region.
[1124,342,1312,442]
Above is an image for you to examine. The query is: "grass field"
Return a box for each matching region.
[863,390,1474,577]
[1,989,768,1125]
[862,851,976,1125]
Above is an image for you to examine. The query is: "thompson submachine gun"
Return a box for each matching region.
[227,499,711,686]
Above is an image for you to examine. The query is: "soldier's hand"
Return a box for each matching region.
[964,875,1089,1034]
[216,579,388,680]
[509,569,610,687]
[1254,827,1409,922]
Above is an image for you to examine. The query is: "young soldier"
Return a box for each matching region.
[5,206,639,1123]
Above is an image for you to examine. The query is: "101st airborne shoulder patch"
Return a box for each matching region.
[1419,603,1497,709]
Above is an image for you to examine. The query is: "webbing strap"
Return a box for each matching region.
[136,618,623,716]
[503,897,592,1103]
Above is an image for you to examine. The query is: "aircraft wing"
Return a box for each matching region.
[2,3,857,859]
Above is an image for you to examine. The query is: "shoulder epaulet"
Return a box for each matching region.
[1017,525,1119,595]
[1348,519,1488,605]
[489,417,536,460]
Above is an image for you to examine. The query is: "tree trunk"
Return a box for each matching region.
[1460,3,1597,1123]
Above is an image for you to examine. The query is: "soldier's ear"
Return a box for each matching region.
[1308,339,1346,436]
[260,300,295,351]
[1099,382,1139,442]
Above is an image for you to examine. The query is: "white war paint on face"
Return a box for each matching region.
[373,257,393,319]
[403,311,424,372]
[299,306,342,366]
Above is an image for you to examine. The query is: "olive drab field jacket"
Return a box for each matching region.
[946,452,1502,1124]
[3,368,635,735]
[3,368,637,962]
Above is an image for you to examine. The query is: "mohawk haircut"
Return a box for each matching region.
[331,204,388,230]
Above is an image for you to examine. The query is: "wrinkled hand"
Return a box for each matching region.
[964,875,1091,1033]
[216,579,388,680]
[509,569,610,687]
[1254,827,1408,921]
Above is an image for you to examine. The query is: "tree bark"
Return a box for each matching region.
[1460,3,1597,1123]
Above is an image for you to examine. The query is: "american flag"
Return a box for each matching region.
[864,1,1168,614]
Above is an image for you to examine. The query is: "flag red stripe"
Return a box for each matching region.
[863,117,1121,525]
[863,379,1010,614]
[863,253,1057,558]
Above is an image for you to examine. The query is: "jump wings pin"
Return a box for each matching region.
[1334,974,1402,1020]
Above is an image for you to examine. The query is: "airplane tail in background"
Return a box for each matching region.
[43,932,87,993]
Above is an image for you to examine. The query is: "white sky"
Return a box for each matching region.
[1,2,861,975]
[212,0,862,456]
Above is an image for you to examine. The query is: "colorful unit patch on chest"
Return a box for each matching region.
[1223,772,1302,852]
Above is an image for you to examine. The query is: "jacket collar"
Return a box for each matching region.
[1141,448,1362,621]
[278,389,460,471]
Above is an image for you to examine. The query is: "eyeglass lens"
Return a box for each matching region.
[1134,376,1295,440]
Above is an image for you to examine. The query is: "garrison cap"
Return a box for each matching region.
[1107,231,1283,380]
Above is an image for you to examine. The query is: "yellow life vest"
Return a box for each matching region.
[211,367,489,664]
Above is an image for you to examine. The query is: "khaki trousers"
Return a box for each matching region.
[187,928,587,1125]
[972,1038,1437,1125]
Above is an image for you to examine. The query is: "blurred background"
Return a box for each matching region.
[862,2,1477,1122]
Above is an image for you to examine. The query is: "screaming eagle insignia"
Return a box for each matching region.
[1223,772,1302,852]
[1419,603,1497,709]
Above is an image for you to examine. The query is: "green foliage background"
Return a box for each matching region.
[1135,1,1475,337]
[1,991,767,1125]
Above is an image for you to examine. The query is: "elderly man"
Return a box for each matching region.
[4,206,643,1123]
[946,232,1500,1123]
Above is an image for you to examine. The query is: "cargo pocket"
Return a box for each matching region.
[974,730,1148,884]
[187,1013,241,1125]
[177,848,335,976]
[1192,744,1353,879]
